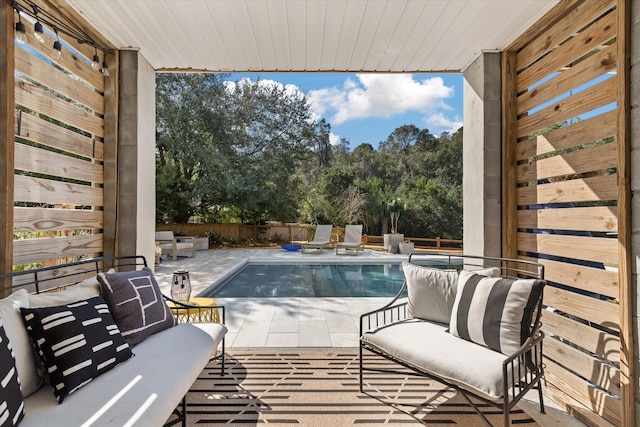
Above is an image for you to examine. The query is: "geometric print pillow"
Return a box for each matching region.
[449,270,544,355]
[20,296,133,403]
[97,267,176,347]
[0,319,25,426]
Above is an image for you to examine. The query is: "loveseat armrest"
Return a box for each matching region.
[501,330,545,411]
[163,295,227,375]
[360,301,409,335]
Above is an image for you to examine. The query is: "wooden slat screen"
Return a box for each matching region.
[505,0,624,424]
[13,9,105,269]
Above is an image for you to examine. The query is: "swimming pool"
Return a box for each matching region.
[203,263,406,298]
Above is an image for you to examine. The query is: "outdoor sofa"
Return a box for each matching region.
[359,254,546,426]
[0,255,227,427]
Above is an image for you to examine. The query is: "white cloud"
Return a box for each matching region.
[307,74,454,125]
[329,132,340,146]
[424,112,463,134]
[225,77,304,100]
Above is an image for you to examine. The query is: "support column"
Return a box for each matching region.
[117,49,156,267]
[0,3,14,287]
[629,0,640,421]
[462,52,502,257]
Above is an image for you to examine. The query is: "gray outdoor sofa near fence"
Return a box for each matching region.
[359,254,546,427]
[0,255,226,427]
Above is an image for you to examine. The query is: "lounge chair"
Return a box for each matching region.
[336,224,364,255]
[302,224,334,253]
[155,230,196,261]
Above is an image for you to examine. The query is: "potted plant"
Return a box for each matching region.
[383,198,404,252]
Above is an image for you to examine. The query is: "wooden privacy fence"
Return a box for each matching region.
[503,0,630,425]
[155,223,463,251]
[156,223,311,243]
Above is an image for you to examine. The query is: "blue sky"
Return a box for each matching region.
[225,73,463,150]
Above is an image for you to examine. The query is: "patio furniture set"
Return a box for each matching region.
[0,252,545,427]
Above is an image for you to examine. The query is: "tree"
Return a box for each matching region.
[156,73,228,222]
[156,75,318,224]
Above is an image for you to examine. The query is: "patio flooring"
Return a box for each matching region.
[154,247,585,427]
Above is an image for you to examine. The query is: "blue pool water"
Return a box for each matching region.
[205,263,406,298]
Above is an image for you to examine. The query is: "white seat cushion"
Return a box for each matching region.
[21,322,227,426]
[362,319,512,399]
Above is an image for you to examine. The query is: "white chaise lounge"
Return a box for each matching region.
[302,224,334,253]
[335,224,365,255]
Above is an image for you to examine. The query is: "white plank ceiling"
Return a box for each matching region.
[65,0,560,73]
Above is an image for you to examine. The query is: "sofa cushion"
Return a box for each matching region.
[0,289,41,398]
[449,271,544,355]
[0,319,25,426]
[362,319,512,399]
[20,296,133,403]
[27,270,114,308]
[403,263,459,324]
[98,267,176,346]
[21,322,227,426]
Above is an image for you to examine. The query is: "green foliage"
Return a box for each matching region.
[156,73,463,239]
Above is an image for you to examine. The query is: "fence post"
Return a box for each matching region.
[436,237,441,249]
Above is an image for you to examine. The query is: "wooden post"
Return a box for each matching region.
[0,3,15,292]
[501,50,518,260]
[616,0,634,425]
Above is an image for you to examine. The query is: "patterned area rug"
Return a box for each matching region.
[185,350,540,426]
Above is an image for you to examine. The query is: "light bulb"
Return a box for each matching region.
[91,53,101,71]
[15,20,27,44]
[52,40,62,60]
[34,21,45,43]
[101,61,110,76]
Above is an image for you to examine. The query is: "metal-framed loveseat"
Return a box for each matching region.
[359,254,546,426]
[0,255,226,427]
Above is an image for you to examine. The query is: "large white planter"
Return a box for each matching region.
[383,233,404,251]
[399,242,414,254]
[194,237,209,251]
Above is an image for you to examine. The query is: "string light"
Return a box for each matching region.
[15,13,27,44]
[51,27,62,60]
[32,5,45,43]
[13,0,111,76]
[101,58,110,77]
[91,48,101,71]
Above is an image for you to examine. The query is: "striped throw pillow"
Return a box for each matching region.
[449,270,544,355]
[20,296,133,403]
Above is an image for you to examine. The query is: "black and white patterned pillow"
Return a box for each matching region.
[20,296,133,403]
[449,270,544,355]
[98,267,176,346]
[0,319,25,426]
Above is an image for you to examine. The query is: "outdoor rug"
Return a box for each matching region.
[184,350,540,426]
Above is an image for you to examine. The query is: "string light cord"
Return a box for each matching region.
[12,0,112,55]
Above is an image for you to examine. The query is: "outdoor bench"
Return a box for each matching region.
[359,254,546,427]
[0,255,226,427]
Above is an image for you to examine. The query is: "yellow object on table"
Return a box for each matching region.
[167,297,220,324]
